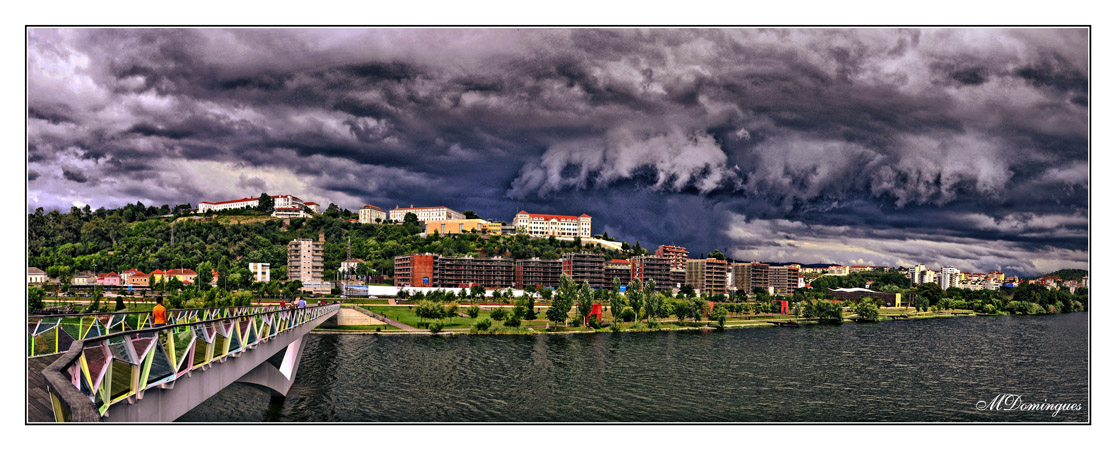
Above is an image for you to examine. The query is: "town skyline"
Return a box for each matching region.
[27,28,1088,276]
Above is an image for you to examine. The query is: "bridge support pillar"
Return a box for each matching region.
[236,336,305,397]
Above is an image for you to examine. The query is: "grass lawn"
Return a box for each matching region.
[344,298,391,306]
[361,305,496,329]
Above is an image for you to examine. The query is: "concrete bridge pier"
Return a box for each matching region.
[237,336,306,397]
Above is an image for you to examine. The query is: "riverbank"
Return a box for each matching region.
[311,305,992,336]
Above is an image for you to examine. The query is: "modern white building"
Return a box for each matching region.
[248,262,270,283]
[939,267,960,290]
[388,205,465,222]
[513,211,591,238]
[359,205,387,224]
[827,265,850,276]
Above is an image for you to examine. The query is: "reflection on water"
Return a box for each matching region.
[180,312,1088,422]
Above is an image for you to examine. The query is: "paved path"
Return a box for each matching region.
[27,354,61,422]
[337,307,385,326]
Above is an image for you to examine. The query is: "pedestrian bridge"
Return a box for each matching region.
[29,303,339,422]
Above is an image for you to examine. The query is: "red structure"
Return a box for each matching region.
[779,300,789,314]
[587,304,603,325]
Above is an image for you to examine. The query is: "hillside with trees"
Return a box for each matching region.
[27,203,640,291]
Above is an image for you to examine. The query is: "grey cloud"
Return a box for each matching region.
[26,28,1088,275]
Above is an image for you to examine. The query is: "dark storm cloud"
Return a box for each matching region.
[27,28,1088,276]
[61,165,88,183]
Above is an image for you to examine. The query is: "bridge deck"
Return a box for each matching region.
[27,354,60,423]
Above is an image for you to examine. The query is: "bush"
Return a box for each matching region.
[490,308,509,321]
[504,316,521,327]
[428,322,444,333]
[609,322,622,332]
[473,318,493,332]
[619,306,636,322]
[466,305,480,318]
[587,316,601,329]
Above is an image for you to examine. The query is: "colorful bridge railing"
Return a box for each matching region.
[40,303,340,422]
[28,305,286,357]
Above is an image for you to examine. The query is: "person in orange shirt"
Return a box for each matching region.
[152,298,168,326]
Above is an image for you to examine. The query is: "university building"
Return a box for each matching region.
[358,205,387,224]
[198,194,305,213]
[513,211,591,238]
[388,205,465,222]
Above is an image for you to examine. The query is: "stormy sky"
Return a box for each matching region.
[27,28,1088,276]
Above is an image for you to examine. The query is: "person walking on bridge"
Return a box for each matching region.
[152,298,167,326]
[296,297,307,308]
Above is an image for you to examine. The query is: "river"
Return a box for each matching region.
[179,312,1089,422]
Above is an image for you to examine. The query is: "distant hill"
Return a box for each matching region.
[1042,269,1088,281]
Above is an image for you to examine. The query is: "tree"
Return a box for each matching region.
[610,277,626,323]
[575,281,594,325]
[678,284,696,299]
[490,308,509,321]
[916,283,944,306]
[28,286,45,310]
[196,262,214,289]
[258,193,273,212]
[403,212,418,225]
[463,210,480,219]
[627,279,644,320]
[325,203,342,218]
[854,299,880,322]
[88,284,103,312]
[708,249,726,260]
[466,305,481,318]
[546,274,577,326]
[470,284,485,300]
[711,306,728,329]
[416,300,444,326]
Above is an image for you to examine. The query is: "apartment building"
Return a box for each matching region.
[655,245,689,271]
[389,205,465,222]
[732,262,801,296]
[604,259,631,285]
[939,267,960,290]
[287,238,324,284]
[561,252,606,288]
[248,262,270,283]
[514,258,562,289]
[437,256,516,288]
[513,211,591,238]
[358,205,387,224]
[394,254,437,287]
[630,255,673,290]
[685,258,728,295]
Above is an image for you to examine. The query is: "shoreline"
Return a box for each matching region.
[311,310,1004,337]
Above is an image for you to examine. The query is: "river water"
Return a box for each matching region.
[179,312,1088,422]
